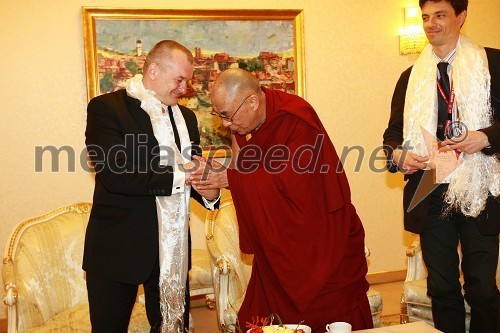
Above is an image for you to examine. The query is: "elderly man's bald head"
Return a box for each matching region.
[210,68,267,135]
[212,68,261,101]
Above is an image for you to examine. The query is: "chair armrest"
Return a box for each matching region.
[406,241,421,257]
[206,232,232,326]
[405,240,427,281]
[205,200,250,331]
[2,258,18,333]
[216,258,231,325]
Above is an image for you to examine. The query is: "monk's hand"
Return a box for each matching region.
[392,149,428,175]
[188,156,229,190]
[441,130,489,155]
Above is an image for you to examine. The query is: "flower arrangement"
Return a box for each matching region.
[225,314,306,333]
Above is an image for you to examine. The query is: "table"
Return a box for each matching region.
[355,321,441,332]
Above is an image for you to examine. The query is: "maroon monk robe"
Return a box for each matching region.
[227,87,373,332]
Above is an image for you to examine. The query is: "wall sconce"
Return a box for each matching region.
[399,7,427,55]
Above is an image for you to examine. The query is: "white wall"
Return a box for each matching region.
[1,0,499,319]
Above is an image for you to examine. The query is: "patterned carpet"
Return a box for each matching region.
[380,314,401,327]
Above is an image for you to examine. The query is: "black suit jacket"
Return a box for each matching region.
[83,89,206,284]
[383,47,500,236]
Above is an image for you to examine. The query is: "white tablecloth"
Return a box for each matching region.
[355,321,441,332]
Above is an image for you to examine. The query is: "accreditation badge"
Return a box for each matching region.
[433,149,460,184]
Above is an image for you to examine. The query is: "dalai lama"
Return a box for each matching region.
[189,68,373,332]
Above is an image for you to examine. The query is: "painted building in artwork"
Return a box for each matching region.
[136,39,142,57]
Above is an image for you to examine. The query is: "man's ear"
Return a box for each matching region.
[458,10,467,27]
[147,63,159,80]
[249,94,258,110]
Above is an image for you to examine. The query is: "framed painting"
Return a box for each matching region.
[82,8,305,156]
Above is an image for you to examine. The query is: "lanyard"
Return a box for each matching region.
[436,80,455,116]
[437,80,460,157]
[437,79,456,135]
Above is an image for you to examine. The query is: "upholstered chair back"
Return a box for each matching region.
[3,203,91,331]
[3,203,150,333]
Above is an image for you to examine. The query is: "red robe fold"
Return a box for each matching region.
[228,87,373,332]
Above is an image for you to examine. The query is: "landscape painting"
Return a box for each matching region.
[83,8,305,153]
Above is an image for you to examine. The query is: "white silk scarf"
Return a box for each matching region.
[404,35,499,217]
[126,74,191,332]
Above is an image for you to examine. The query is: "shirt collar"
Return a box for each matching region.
[433,36,459,65]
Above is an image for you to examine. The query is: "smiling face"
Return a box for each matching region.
[144,49,193,106]
[421,0,466,58]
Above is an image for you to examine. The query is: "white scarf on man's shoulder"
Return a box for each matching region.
[126,74,191,332]
[404,35,499,217]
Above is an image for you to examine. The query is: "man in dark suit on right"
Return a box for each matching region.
[383,0,499,332]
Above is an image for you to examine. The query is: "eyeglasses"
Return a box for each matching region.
[210,95,252,123]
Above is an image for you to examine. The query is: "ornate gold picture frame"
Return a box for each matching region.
[82,7,305,154]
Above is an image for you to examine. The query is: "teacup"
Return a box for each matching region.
[325,321,352,333]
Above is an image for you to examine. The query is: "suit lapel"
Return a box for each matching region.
[124,92,156,138]
[122,90,200,149]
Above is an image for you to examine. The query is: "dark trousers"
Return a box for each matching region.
[86,264,191,333]
[420,189,499,333]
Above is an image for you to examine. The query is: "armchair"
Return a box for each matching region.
[2,203,149,333]
[400,240,500,331]
[205,197,383,332]
[188,200,216,308]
